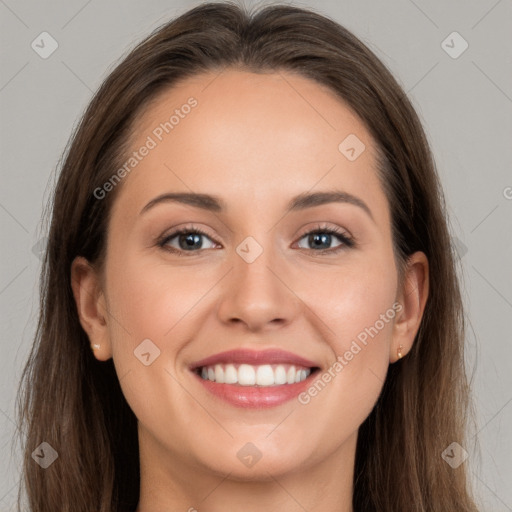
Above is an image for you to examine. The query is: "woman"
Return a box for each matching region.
[16,2,479,510]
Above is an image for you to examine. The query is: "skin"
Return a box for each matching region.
[71,69,429,512]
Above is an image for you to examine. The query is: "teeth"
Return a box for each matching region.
[274,365,287,385]
[224,364,238,384]
[214,364,224,383]
[198,363,312,386]
[238,364,256,385]
[295,369,308,383]
[256,365,274,386]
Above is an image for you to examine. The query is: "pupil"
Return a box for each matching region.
[310,233,330,249]
[180,233,201,250]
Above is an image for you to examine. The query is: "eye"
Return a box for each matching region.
[296,224,354,253]
[157,223,355,256]
[158,227,217,254]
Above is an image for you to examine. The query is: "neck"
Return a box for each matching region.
[135,427,356,512]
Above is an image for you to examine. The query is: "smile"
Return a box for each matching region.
[190,349,321,408]
[198,363,312,386]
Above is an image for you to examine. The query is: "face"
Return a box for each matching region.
[78,69,421,483]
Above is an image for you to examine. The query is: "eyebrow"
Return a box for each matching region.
[139,190,374,221]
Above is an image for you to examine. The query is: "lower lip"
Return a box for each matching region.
[192,371,316,408]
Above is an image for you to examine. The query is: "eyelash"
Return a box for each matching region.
[157,223,355,257]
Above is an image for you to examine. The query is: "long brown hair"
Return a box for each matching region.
[16,2,478,510]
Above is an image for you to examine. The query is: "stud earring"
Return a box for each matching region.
[91,344,100,351]
[397,344,403,359]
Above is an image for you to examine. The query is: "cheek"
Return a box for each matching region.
[302,253,398,348]
[295,256,397,418]
[329,274,397,360]
[105,255,212,346]
[102,255,211,433]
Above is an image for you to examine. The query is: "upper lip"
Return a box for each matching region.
[190,349,319,370]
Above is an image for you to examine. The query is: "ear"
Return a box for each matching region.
[70,256,113,361]
[391,251,429,362]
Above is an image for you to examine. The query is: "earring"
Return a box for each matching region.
[91,343,100,351]
[397,344,403,359]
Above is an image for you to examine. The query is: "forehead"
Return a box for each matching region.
[113,69,386,223]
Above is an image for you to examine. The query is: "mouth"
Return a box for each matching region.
[194,363,319,386]
[189,349,321,408]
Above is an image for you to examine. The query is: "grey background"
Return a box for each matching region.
[1,0,511,510]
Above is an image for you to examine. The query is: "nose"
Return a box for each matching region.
[216,241,301,332]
